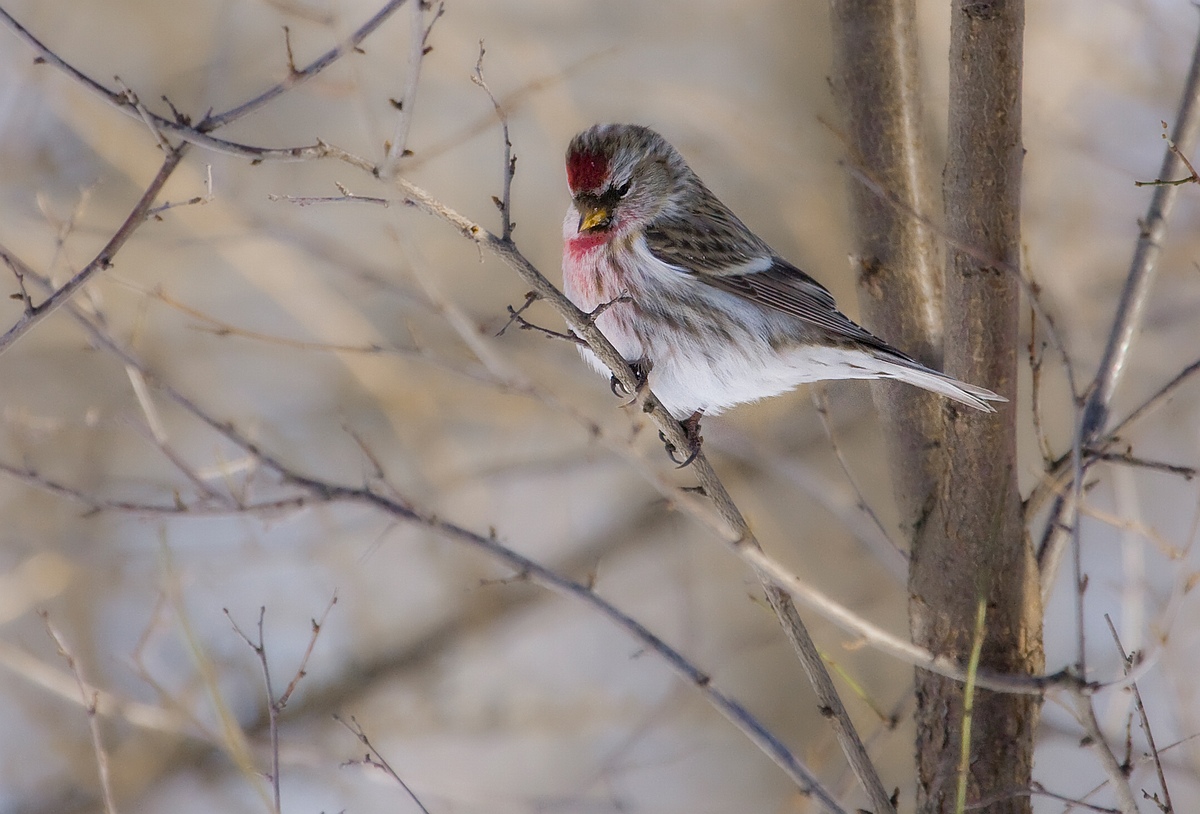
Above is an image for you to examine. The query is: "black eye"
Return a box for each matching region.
[616,180,632,197]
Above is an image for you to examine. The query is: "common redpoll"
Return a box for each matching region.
[561,123,1005,424]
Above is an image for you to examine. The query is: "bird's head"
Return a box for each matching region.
[565,124,687,237]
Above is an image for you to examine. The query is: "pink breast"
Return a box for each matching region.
[563,236,624,311]
[565,231,609,259]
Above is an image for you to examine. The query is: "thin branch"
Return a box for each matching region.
[202,0,411,130]
[0,638,192,736]
[1038,21,1200,600]
[42,613,119,814]
[278,593,338,708]
[1092,451,1195,480]
[3,246,34,314]
[1134,123,1200,186]
[1081,26,1200,438]
[964,783,1122,814]
[472,44,517,240]
[812,387,904,564]
[1107,356,1200,441]
[1072,693,1141,814]
[269,189,393,207]
[0,0,411,151]
[1028,296,1056,464]
[380,0,443,175]
[147,163,213,218]
[0,147,188,356]
[336,715,432,814]
[1105,614,1174,814]
[224,607,282,813]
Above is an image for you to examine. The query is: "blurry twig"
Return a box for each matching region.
[148,164,213,218]
[964,783,1121,813]
[225,595,337,813]
[381,0,443,175]
[0,147,187,357]
[1043,24,1200,597]
[0,636,192,733]
[41,613,118,814]
[472,44,516,240]
[1105,614,1173,814]
[336,715,432,814]
[1071,692,1141,814]
[1091,451,1195,480]
[0,0,413,354]
[812,387,904,564]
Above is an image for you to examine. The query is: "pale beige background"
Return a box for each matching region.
[0,1,1198,812]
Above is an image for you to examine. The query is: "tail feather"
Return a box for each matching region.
[875,357,1007,412]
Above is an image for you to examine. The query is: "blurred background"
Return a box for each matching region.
[0,0,1198,811]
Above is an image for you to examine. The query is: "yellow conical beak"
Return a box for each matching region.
[578,205,611,233]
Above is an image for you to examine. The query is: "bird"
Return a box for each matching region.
[560,123,1004,441]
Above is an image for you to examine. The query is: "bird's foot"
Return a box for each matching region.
[610,358,651,405]
[660,411,704,468]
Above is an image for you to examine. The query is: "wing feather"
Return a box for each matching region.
[643,203,906,357]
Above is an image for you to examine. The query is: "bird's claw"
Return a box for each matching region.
[660,411,704,468]
[610,359,651,405]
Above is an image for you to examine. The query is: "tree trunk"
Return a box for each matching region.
[830,0,1044,810]
[910,1,1043,811]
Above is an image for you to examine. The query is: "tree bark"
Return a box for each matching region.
[910,1,1042,811]
[828,0,945,537]
[830,0,1044,810]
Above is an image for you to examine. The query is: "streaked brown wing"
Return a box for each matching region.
[642,191,911,356]
[646,232,902,356]
[704,260,901,352]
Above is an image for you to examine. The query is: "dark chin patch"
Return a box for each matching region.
[567,149,608,192]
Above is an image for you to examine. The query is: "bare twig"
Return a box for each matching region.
[1134,122,1200,186]
[1039,21,1200,601]
[380,0,443,175]
[42,613,119,814]
[336,715,432,814]
[1106,356,1200,441]
[0,632,193,736]
[0,147,187,356]
[225,598,334,813]
[1072,693,1141,814]
[1028,297,1056,464]
[1081,27,1200,439]
[1105,615,1173,814]
[269,189,393,207]
[0,0,410,153]
[1091,451,1195,480]
[472,45,517,240]
[201,0,411,130]
[964,783,1122,813]
[3,246,34,314]
[224,607,282,813]
[279,593,338,708]
[812,387,903,564]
